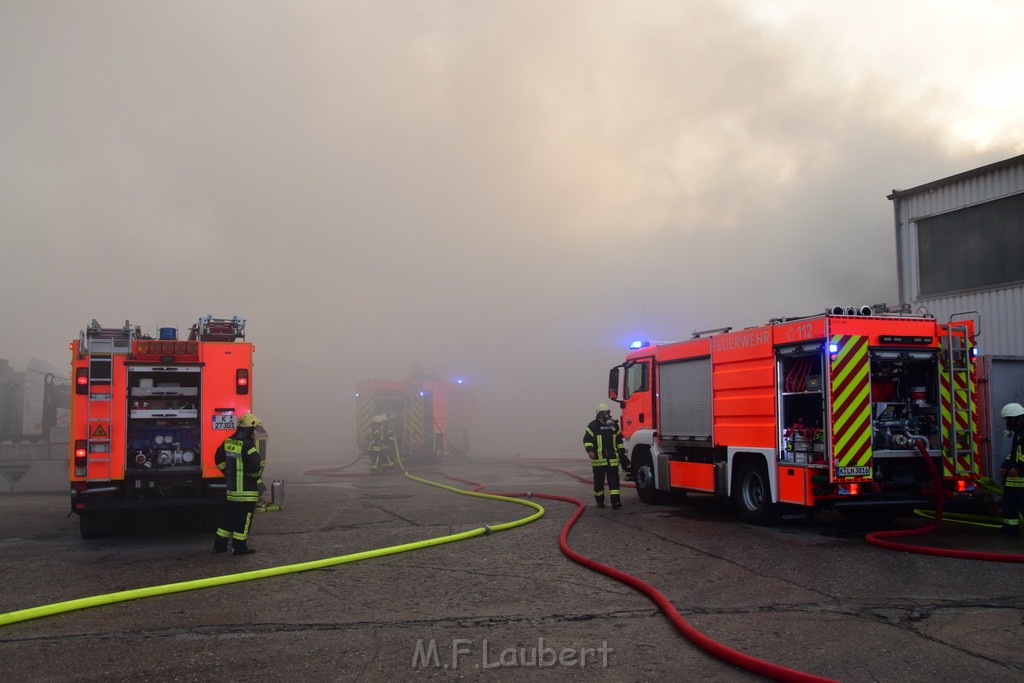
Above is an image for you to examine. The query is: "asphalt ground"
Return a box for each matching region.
[1,455,1022,682]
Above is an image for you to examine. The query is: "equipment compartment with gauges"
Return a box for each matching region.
[126,365,202,470]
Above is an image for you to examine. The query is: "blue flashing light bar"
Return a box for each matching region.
[629,340,650,349]
[828,342,839,354]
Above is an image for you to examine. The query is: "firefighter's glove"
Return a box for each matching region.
[258,480,267,495]
[621,456,631,470]
[587,451,596,460]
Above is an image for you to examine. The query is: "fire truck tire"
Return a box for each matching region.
[733,459,777,525]
[634,452,672,505]
[78,511,116,539]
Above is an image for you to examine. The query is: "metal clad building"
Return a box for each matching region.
[889,154,1024,474]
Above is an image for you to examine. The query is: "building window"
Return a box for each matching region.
[917,191,1024,296]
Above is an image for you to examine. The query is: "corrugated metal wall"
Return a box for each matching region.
[892,157,1024,357]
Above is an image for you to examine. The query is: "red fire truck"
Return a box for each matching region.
[356,375,471,462]
[607,306,980,524]
[69,316,256,538]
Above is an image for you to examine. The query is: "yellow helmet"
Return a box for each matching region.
[238,412,261,428]
[596,403,611,413]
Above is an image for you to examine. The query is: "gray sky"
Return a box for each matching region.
[2,1,1023,462]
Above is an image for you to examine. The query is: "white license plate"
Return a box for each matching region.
[212,414,236,430]
[836,466,871,477]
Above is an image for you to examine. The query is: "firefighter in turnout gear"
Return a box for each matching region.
[370,414,397,472]
[584,403,627,508]
[213,412,264,555]
[998,402,1024,536]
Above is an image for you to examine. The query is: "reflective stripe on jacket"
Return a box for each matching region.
[1001,433,1024,488]
[584,418,624,467]
[216,432,262,502]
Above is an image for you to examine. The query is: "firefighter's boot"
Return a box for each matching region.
[611,494,622,510]
[213,537,229,554]
[594,493,605,508]
[232,541,255,555]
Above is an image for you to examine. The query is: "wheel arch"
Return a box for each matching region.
[727,448,779,503]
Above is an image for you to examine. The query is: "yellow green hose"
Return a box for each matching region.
[0,470,543,628]
[912,508,1003,528]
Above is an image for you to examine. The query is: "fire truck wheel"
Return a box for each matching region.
[634,451,672,505]
[733,459,777,525]
[78,511,117,539]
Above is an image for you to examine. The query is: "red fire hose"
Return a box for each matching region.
[865,438,1024,563]
[438,472,836,683]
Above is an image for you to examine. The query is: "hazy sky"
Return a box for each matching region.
[2,1,1023,461]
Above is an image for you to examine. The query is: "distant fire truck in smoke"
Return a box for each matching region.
[356,366,471,463]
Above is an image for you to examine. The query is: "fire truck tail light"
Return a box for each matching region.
[74,440,87,474]
[836,483,861,495]
[76,367,89,394]
[236,369,249,394]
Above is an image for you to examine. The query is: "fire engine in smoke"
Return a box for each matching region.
[607,305,980,523]
[69,316,259,538]
[356,368,471,463]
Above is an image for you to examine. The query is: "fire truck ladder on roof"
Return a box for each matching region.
[81,320,136,482]
[943,322,976,476]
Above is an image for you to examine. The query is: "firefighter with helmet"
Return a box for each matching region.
[998,402,1024,536]
[213,412,264,555]
[370,414,396,472]
[584,403,629,508]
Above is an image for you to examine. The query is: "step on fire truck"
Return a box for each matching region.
[69,316,257,538]
[607,306,981,524]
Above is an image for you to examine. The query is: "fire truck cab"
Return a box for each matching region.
[69,316,256,538]
[608,307,980,524]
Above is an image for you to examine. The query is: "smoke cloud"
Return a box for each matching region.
[2,1,1021,461]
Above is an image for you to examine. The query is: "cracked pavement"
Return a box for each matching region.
[1,457,1022,682]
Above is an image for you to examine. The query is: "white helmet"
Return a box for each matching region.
[372,415,383,424]
[1000,402,1024,419]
